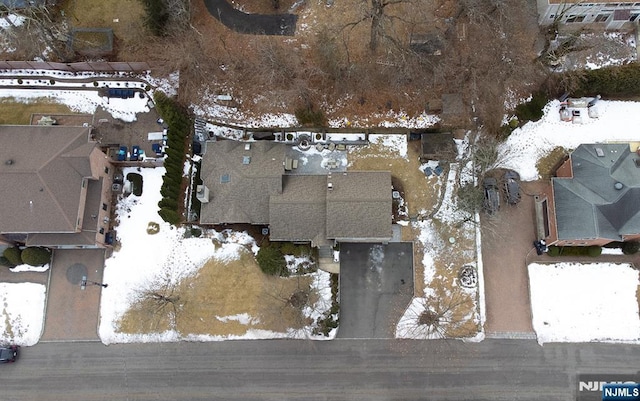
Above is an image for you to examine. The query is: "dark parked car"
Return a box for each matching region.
[117,146,127,161]
[503,170,521,205]
[0,345,18,363]
[483,177,500,216]
[131,146,141,161]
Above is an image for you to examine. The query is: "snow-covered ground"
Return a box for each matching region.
[0,283,46,346]
[500,100,640,344]
[100,167,334,344]
[528,263,640,345]
[1,55,639,347]
[499,99,640,181]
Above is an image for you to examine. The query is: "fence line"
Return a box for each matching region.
[0,61,151,73]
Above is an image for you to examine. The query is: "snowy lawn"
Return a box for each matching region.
[0,283,46,346]
[499,99,640,181]
[528,263,640,345]
[101,167,334,344]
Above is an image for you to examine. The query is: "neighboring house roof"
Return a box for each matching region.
[0,125,96,234]
[326,171,392,240]
[199,141,285,225]
[552,143,640,241]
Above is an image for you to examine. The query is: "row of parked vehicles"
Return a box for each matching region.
[483,170,521,216]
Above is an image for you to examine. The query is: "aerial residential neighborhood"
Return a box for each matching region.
[0,0,639,400]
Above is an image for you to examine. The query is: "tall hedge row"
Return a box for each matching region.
[154,91,191,225]
[573,63,640,97]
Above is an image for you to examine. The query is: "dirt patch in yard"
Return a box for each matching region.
[117,249,315,337]
[347,137,480,337]
[61,0,146,58]
[348,138,442,217]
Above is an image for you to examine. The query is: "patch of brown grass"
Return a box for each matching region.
[348,137,481,337]
[348,138,441,217]
[117,249,315,337]
[0,98,74,125]
[61,0,145,50]
[536,146,569,179]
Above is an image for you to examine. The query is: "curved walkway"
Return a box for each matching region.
[203,0,297,36]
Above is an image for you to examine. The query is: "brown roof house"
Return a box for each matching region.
[0,125,115,249]
[199,141,393,247]
[539,143,640,246]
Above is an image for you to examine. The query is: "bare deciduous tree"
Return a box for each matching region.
[2,4,72,61]
[399,289,475,339]
[342,0,422,52]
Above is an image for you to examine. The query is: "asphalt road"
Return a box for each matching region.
[202,0,297,35]
[3,340,639,401]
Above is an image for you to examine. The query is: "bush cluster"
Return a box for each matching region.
[21,247,52,266]
[294,104,327,127]
[2,246,52,267]
[141,0,170,36]
[622,241,640,255]
[313,273,339,337]
[514,92,548,123]
[256,242,288,277]
[546,245,601,257]
[154,91,192,225]
[279,242,311,257]
[3,247,22,266]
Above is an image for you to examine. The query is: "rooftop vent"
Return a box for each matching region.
[595,147,605,157]
[327,182,333,191]
[220,173,230,183]
[5,159,14,165]
[614,182,624,190]
[244,143,251,151]
[242,156,251,165]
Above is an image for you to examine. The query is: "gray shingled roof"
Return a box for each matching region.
[553,143,640,241]
[0,125,95,234]
[200,142,393,243]
[269,175,327,245]
[270,172,392,243]
[199,141,285,224]
[326,171,392,240]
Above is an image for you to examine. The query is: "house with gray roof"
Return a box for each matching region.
[545,143,640,246]
[0,125,114,249]
[199,141,393,246]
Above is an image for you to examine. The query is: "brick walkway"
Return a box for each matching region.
[481,181,543,334]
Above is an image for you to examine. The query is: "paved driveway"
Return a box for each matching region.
[337,243,413,339]
[481,181,549,335]
[202,0,297,35]
[41,249,106,342]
